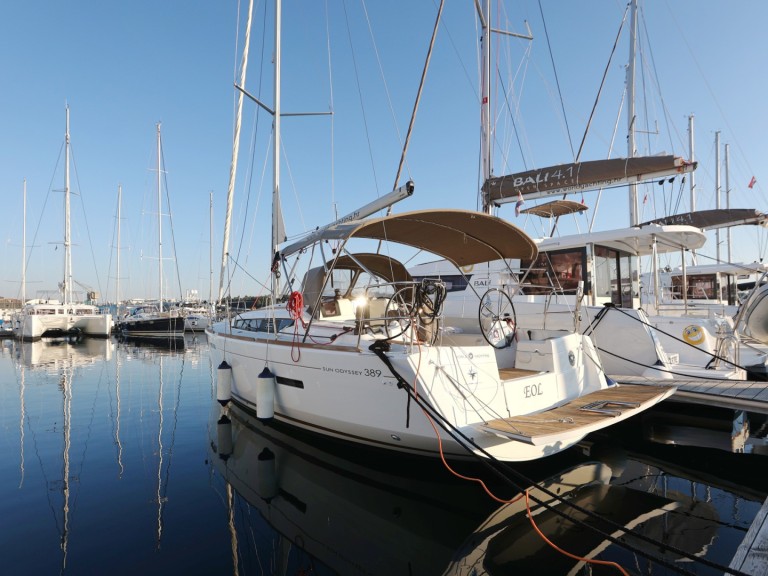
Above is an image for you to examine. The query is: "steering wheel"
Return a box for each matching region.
[385,286,414,340]
[478,288,517,349]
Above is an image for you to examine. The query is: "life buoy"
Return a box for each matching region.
[682,324,704,346]
[461,264,474,274]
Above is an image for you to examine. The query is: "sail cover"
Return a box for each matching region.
[638,208,767,230]
[483,156,696,204]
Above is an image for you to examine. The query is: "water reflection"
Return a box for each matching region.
[209,403,501,574]
[2,336,199,574]
[0,335,761,575]
[210,403,763,575]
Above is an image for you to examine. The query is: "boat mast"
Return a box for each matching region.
[116,185,122,314]
[479,0,492,214]
[209,191,214,303]
[217,0,255,304]
[688,114,697,264]
[157,123,164,313]
[64,106,73,305]
[271,0,283,300]
[477,2,531,214]
[22,179,26,305]
[627,0,639,226]
[725,142,732,263]
[715,130,721,267]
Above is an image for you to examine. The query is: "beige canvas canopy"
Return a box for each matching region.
[282,209,538,266]
[330,253,413,285]
[520,199,588,218]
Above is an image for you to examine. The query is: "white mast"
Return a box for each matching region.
[157,123,164,313]
[725,142,732,263]
[209,191,214,303]
[271,0,283,300]
[688,114,697,264]
[627,0,639,226]
[715,130,721,267]
[476,1,531,214]
[64,106,73,305]
[116,185,122,314]
[22,179,26,305]
[218,0,255,304]
[479,0,492,214]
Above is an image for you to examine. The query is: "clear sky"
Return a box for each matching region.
[2,1,767,303]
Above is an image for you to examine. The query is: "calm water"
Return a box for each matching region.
[0,335,764,575]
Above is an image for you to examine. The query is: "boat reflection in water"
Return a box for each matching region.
[210,402,756,575]
[209,403,504,575]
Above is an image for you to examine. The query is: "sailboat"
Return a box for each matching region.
[207,0,674,463]
[117,124,185,341]
[13,106,112,341]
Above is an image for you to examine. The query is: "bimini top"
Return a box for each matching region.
[520,199,588,218]
[282,209,538,266]
[330,253,413,285]
[536,223,707,256]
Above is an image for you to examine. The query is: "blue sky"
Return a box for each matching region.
[2,1,768,302]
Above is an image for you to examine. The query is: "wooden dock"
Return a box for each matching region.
[613,375,768,415]
[730,495,768,575]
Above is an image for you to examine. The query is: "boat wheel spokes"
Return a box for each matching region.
[478,288,517,349]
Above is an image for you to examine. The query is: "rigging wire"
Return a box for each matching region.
[389,0,443,199]
[230,0,268,299]
[69,145,104,300]
[537,0,574,160]
[158,133,184,303]
[370,341,745,575]
[549,4,629,238]
[341,0,380,196]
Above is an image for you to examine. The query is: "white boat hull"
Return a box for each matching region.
[208,322,669,462]
[13,312,112,340]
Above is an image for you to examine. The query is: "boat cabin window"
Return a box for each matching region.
[670,273,735,302]
[594,246,638,307]
[411,274,469,293]
[349,272,396,299]
[233,317,294,333]
[521,249,586,295]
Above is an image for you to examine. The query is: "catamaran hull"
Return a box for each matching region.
[13,313,112,340]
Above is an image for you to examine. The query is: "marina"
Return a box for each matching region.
[0,333,766,575]
[3,1,768,573]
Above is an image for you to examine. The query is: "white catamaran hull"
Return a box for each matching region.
[14,311,112,340]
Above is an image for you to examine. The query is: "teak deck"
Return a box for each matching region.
[480,383,674,446]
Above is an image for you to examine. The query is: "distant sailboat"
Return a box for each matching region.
[13,106,112,341]
[117,124,185,341]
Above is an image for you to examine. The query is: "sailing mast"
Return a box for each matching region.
[627,0,639,226]
[64,106,73,305]
[217,0,255,304]
[688,114,697,264]
[156,123,164,314]
[477,1,532,215]
[22,179,26,305]
[479,0,491,214]
[116,185,122,316]
[271,0,284,301]
[715,130,721,267]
